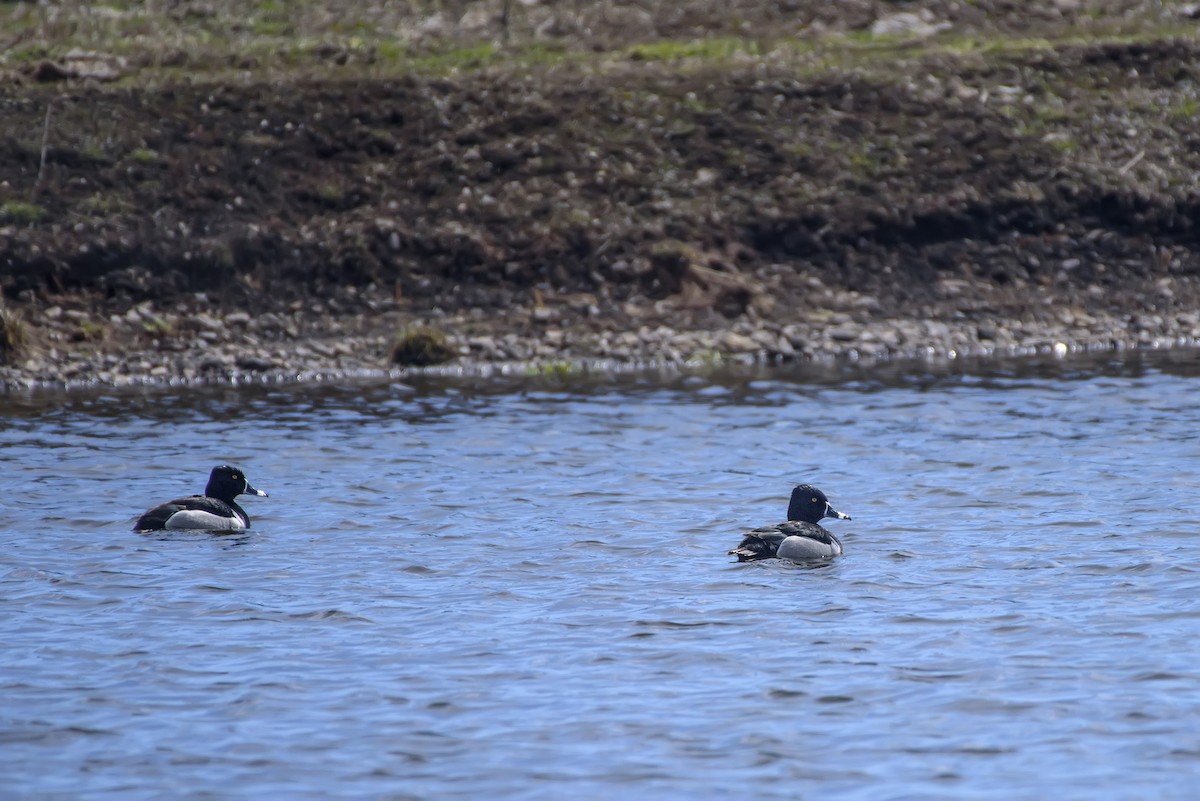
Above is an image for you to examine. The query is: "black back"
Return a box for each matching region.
[729,521,834,561]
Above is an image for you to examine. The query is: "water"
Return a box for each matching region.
[3,353,1200,799]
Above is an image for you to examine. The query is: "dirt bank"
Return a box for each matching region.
[2,2,1200,389]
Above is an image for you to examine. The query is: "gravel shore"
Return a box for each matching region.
[4,272,1198,391]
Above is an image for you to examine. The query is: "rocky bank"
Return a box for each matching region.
[3,1,1200,390]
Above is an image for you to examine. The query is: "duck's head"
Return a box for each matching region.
[786,484,850,524]
[205,465,268,502]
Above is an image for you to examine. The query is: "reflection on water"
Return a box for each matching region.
[2,350,1200,799]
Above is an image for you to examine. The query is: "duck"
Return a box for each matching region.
[134,465,268,532]
[730,484,850,562]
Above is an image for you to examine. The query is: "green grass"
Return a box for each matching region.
[684,349,728,370]
[523,360,583,378]
[625,38,761,63]
[81,193,133,216]
[1044,133,1078,155]
[2,1,1196,91]
[250,19,293,38]
[142,316,175,338]
[0,202,46,225]
[1169,99,1200,121]
[408,43,499,72]
[76,320,108,342]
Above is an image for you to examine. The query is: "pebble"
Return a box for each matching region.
[720,332,758,353]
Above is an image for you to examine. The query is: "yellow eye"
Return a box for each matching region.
[811,497,819,503]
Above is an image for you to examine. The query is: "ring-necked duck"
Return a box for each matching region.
[730,484,850,562]
[134,465,268,532]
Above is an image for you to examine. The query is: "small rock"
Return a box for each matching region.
[924,321,951,339]
[235,355,276,371]
[720,332,759,353]
[468,336,498,354]
[870,12,950,39]
[770,336,796,358]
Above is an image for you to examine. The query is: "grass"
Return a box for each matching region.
[845,143,907,180]
[0,307,29,363]
[142,316,175,338]
[75,320,108,342]
[81,193,133,216]
[0,202,46,225]
[2,5,1195,245]
[389,325,458,367]
[625,38,761,64]
[523,360,582,378]
[684,349,728,370]
[3,1,1195,87]
[1168,99,1200,121]
[1044,133,1078,155]
[129,148,160,164]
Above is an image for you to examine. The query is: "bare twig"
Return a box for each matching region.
[501,0,513,45]
[1118,149,1145,176]
[34,101,53,197]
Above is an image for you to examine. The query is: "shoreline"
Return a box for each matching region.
[3,290,1198,393]
[3,6,1200,393]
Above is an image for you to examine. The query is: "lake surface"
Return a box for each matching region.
[3,352,1200,800]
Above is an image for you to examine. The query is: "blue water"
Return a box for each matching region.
[3,353,1200,799]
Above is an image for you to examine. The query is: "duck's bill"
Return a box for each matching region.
[825,504,851,521]
[245,483,269,497]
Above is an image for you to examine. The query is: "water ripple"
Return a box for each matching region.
[2,355,1200,799]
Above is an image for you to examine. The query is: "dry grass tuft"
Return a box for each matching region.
[0,306,29,364]
[389,325,457,366]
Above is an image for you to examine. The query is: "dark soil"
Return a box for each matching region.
[3,2,1200,388]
